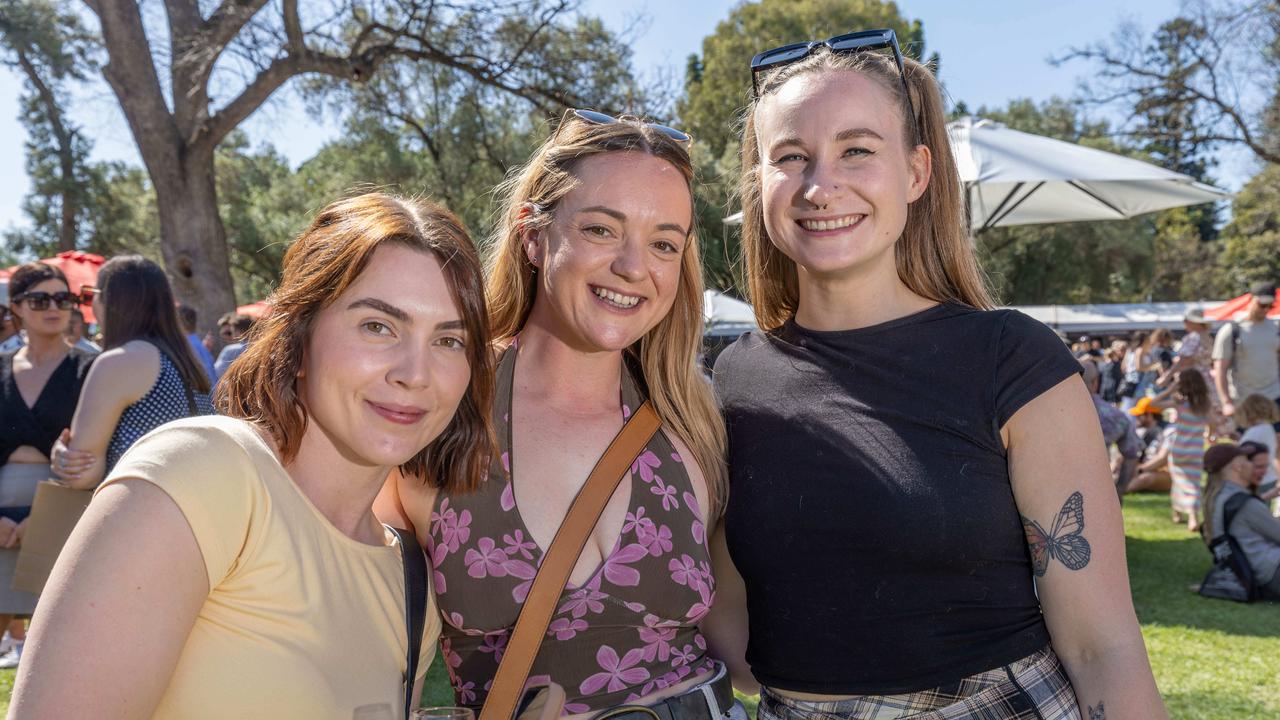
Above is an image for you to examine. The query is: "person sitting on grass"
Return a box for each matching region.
[1235,394,1280,496]
[1081,358,1141,494]
[1238,441,1280,504]
[1201,443,1280,601]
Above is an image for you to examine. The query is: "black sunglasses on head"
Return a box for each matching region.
[750,28,919,139]
[561,109,692,147]
[15,291,79,311]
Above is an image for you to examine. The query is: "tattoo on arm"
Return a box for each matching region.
[1021,491,1092,577]
[1087,701,1106,719]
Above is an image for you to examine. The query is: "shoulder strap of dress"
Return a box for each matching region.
[480,401,662,720]
[494,344,517,425]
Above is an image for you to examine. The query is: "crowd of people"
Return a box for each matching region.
[0,27,1178,720]
[1075,285,1280,600]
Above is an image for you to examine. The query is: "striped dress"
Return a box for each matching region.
[1167,404,1208,515]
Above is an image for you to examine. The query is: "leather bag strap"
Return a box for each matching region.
[386,524,430,720]
[480,401,662,720]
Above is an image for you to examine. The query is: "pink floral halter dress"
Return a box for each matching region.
[429,346,716,713]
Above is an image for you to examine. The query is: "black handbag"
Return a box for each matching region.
[1199,494,1258,603]
[1116,370,1142,399]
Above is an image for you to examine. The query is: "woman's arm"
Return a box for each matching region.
[52,343,159,489]
[9,479,209,719]
[1138,439,1171,473]
[699,524,757,693]
[1003,375,1166,719]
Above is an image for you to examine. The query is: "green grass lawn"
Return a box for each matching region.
[0,494,1275,718]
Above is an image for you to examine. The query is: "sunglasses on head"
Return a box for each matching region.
[750,28,919,138]
[78,286,99,306]
[15,291,79,311]
[561,109,692,147]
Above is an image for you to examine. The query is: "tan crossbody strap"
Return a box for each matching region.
[480,401,662,720]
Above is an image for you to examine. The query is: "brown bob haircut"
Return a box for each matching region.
[216,192,495,492]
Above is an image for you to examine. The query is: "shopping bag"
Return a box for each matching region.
[12,481,93,594]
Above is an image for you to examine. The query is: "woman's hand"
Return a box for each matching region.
[1261,486,1280,503]
[0,517,19,549]
[0,519,27,549]
[51,430,97,486]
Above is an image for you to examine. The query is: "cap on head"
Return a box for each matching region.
[1127,397,1162,417]
[1183,307,1207,324]
[1204,443,1248,474]
[1238,441,1269,460]
[1249,281,1276,305]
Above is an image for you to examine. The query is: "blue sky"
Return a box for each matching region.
[0,0,1255,236]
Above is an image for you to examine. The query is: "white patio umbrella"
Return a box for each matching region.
[949,116,1231,233]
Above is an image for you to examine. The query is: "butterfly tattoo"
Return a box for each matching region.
[1022,491,1092,577]
[1087,702,1106,719]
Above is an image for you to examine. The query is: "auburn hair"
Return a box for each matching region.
[216,193,495,492]
[740,46,994,330]
[486,113,728,516]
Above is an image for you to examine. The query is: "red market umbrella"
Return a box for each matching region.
[236,301,271,320]
[3,251,105,323]
[1205,293,1280,321]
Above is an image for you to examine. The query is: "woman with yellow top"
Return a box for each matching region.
[10,192,495,720]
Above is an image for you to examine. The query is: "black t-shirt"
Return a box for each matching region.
[0,347,97,465]
[713,302,1081,694]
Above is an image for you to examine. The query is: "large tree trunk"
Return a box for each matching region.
[151,146,238,342]
[89,0,237,340]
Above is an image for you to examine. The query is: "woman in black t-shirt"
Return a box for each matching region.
[699,29,1165,720]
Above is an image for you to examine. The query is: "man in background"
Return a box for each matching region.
[1214,281,1280,428]
[213,313,254,384]
[1082,357,1141,496]
[178,304,217,384]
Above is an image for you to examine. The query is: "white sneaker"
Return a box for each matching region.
[0,631,13,656]
[0,642,23,669]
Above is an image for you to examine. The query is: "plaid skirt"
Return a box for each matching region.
[757,646,1080,720]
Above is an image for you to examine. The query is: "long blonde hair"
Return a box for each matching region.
[739,46,994,330]
[487,114,727,516]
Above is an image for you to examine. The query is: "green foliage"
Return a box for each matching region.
[0,0,99,255]
[678,0,923,293]
[79,161,160,259]
[1221,163,1280,291]
[215,132,311,303]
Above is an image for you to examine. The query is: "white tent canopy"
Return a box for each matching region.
[700,292,1224,335]
[704,289,756,329]
[948,116,1231,232]
[1016,301,1223,335]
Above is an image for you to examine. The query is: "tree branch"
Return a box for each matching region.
[281,0,302,50]
[85,0,183,173]
[13,45,79,250]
